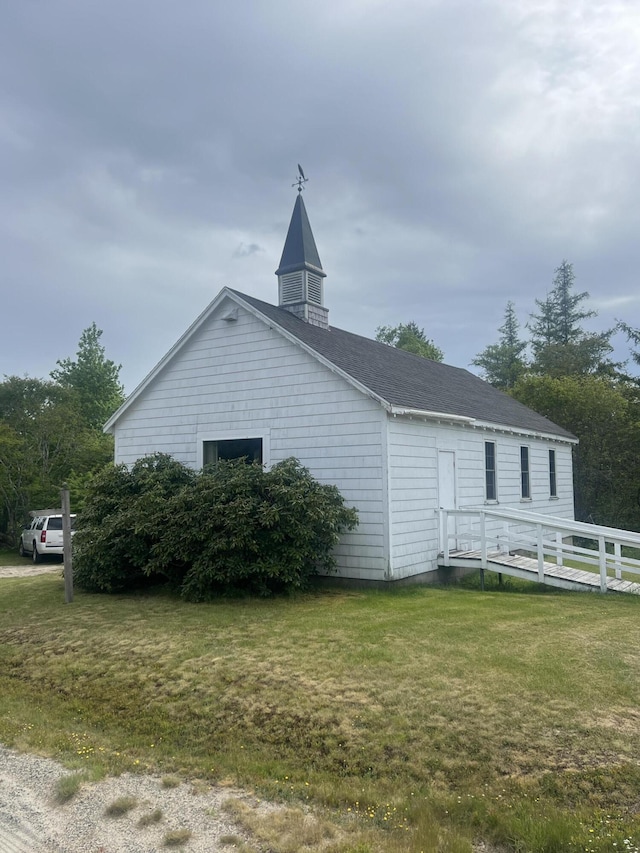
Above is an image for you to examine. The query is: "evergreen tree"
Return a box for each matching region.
[528,261,614,377]
[51,323,125,429]
[472,301,527,389]
[375,322,444,361]
[619,322,640,368]
[529,261,593,350]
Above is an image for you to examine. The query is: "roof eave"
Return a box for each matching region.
[470,419,578,444]
[388,406,476,425]
[387,407,576,442]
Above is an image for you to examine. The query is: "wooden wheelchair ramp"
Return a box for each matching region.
[438,507,640,595]
[443,548,640,594]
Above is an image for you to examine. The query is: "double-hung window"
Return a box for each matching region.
[520,446,531,499]
[485,441,497,501]
[549,449,557,498]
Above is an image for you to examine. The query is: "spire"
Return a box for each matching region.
[276,186,328,329]
[276,194,325,277]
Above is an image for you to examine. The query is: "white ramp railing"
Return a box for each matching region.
[439,506,640,592]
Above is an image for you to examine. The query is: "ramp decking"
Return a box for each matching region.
[438,506,640,596]
[443,549,640,595]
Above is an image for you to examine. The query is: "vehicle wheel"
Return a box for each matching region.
[19,540,26,557]
[32,543,40,564]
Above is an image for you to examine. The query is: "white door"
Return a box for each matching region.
[438,451,457,550]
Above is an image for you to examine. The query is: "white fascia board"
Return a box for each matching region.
[103,287,238,433]
[387,406,576,444]
[470,419,578,445]
[388,406,476,425]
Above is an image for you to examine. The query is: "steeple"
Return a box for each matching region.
[276,192,328,329]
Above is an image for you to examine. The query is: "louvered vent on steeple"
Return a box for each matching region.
[276,190,328,329]
[307,273,323,304]
[280,271,304,304]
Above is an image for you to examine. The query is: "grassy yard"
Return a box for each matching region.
[560,556,640,585]
[0,547,28,566]
[0,567,639,852]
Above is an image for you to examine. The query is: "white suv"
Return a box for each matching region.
[19,512,76,563]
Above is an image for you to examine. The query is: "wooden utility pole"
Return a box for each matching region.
[61,484,73,604]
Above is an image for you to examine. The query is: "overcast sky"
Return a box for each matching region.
[2,0,639,394]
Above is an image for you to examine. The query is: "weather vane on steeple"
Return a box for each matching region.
[292,164,308,193]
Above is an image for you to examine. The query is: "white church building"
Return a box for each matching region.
[104,191,576,583]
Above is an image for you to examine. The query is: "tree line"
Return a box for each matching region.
[381,261,640,531]
[0,323,124,545]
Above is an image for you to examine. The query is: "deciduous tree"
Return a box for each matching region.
[51,322,125,429]
[375,321,444,361]
[512,374,640,530]
[0,375,114,543]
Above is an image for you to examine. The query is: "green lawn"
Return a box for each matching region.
[0,547,26,566]
[0,570,639,852]
[541,552,640,585]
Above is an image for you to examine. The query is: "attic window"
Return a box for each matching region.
[203,438,263,467]
[280,272,304,303]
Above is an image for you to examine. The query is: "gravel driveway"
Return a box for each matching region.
[0,563,63,579]
[0,745,272,852]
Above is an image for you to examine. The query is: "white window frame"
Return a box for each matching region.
[484,440,497,502]
[196,431,271,470]
[549,448,558,499]
[520,445,531,500]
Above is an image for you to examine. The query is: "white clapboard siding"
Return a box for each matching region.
[113,302,388,578]
[385,417,575,580]
[386,418,440,579]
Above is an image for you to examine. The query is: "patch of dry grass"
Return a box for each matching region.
[223,797,342,852]
[105,795,138,817]
[52,772,85,804]
[163,828,192,846]
[138,807,163,827]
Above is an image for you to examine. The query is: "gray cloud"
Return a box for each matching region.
[1,0,639,391]
[234,243,265,259]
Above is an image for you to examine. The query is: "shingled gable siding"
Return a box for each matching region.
[386,417,575,580]
[112,304,389,580]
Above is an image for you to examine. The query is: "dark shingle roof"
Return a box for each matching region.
[233,291,576,440]
[275,194,325,277]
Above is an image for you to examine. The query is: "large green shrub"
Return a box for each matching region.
[74,454,358,598]
[73,453,196,592]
